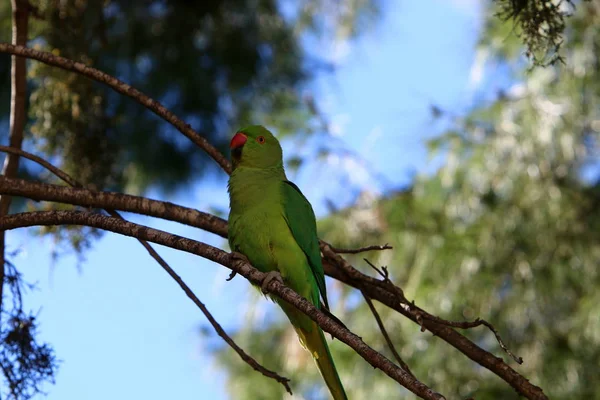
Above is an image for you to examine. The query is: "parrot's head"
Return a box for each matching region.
[230,125,283,169]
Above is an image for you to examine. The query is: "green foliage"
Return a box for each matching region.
[2,0,381,194]
[20,0,310,192]
[213,2,600,399]
[493,0,582,66]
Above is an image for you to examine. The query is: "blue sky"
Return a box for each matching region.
[5,1,486,399]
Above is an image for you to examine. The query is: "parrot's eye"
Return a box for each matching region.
[256,136,266,144]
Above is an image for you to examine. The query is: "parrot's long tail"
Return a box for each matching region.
[301,322,348,400]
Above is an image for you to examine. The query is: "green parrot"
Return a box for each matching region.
[227,125,348,400]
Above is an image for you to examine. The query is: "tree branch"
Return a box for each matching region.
[329,243,393,254]
[410,312,523,365]
[0,148,292,394]
[1,0,29,328]
[0,43,232,174]
[0,169,548,399]
[361,257,522,364]
[0,210,445,400]
[0,145,79,187]
[0,175,228,238]
[3,7,28,194]
[321,248,548,400]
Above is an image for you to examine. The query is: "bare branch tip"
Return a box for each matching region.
[330,243,393,254]
[362,291,416,378]
[364,258,386,279]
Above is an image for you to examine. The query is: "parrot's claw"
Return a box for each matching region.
[228,252,250,281]
[230,251,250,263]
[225,271,237,281]
[261,271,284,294]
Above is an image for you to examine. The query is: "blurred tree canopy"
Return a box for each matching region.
[0,0,380,194]
[213,1,600,399]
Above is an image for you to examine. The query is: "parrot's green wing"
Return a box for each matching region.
[281,181,329,310]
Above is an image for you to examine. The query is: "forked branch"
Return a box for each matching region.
[321,249,547,400]
[0,168,547,399]
[0,210,445,400]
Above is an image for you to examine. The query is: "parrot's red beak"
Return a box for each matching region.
[230,133,247,149]
[230,132,247,164]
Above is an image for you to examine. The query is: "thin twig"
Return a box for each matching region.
[364,258,387,278]
[131,230,292,394]
[364,257,522,363]
[329,243,393,254]
[320,242,391,288]
[361,291,414,377]
[415,313,523,364]
[363,258,406,298]
[0,147,292,393]
[362,258,415,374]
[0,210,446,400]
[1,0,29,328]
[0,145,79,187]
[0,43,232,174]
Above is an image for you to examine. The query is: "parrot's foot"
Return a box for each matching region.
[261,271,284,294]
[230,251,250,263]
[228,252,250,281]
